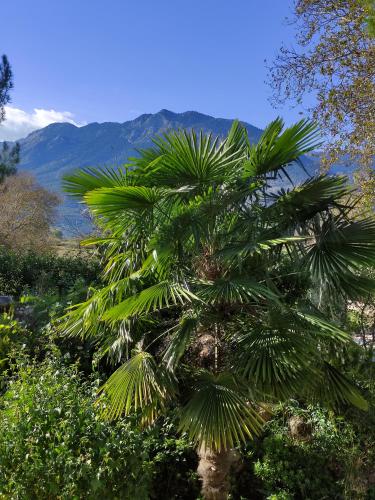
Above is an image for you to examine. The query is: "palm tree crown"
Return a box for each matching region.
[62,118,374,452]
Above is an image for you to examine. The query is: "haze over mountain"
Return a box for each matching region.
[5,109,322,234]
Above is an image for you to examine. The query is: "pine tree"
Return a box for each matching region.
[0,55,13,123]
[0,55,20,182]
[0,142,20,183]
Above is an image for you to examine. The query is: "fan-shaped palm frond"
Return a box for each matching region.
[265,175,352,225]
[163,313,199,371]
[98,351,177,421]
[243,118,321,178]
[131,128,246,188]
[312,362,368,411]
[197,277,280,305]
[63,166,128,197]
[103,281,200,321]
[179,372,263,451]
[236,329,313,400]
[84,186,165,216]
[306,218,375,294]
[217,235,309,262]
[294,310,350,342]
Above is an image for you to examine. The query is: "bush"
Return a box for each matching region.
[147,417,200,500]
[0,249,99,297]
[231,401,375,499]
[0,312,31,377]
[0,359,152,499]
[0,357,201,499]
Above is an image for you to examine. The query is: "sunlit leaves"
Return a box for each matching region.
[61,118,372,444]
[63,166,128,197]
[243,118,321,178]
[103,281,200,321]
[98,351,177,421]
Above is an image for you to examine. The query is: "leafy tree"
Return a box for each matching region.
[0,174,60,251]
[0,141,20,183]
[268,0,375,170]
[0,55,12,123]
[61,120,375,499]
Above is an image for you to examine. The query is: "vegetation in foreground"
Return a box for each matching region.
[59,119,375,498]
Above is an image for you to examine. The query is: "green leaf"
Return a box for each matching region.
[103,281,200,321]
[197,277,279,305]
[130,128,246,187]
[306,217,375,293]
[163,314,199,370]
[63,166,128,197]
[237,329,313,399]
[314,363,368,411]
[218,235,309,261]
[98,351,177,420]
[243,118,321,177]
[265,175,352,224]
[179,372,263,450]
[84,186,165,216]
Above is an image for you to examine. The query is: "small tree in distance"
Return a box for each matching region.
[0,55,20,183]
[0,174,60,252]
[0,55,12,123]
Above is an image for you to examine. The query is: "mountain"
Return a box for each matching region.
[7,109,320,234]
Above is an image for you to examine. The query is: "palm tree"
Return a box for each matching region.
[62,119,374,499]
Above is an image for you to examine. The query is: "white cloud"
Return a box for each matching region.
[0,106,85,141]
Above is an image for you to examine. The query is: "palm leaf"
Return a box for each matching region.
[103,281,200,321]
[98,351,177,421]
[84,186,164,216]
[243,118,321,178]
[197,277,280,305]
[63,166,128,197]
[237,329,313,400]
[163,313,199,371]
[131,128,245,188]
[265,175,352,224]
[179,372,263,450]
[306,218,375,293]
[218,235,309,261]
[312,362,368,411]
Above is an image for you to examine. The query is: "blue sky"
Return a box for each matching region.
[1,0,312,140]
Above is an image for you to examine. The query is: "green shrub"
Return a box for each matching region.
[147,417,200,500]
[0,357,202,499]
[0,359,152,499]
[0,312,30,377]
[0,249,99,297]
[231,401,374,499]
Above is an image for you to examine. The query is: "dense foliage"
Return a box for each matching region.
[0,248,99,296]
[0,358,200,500]
[63,119,372,446]
[0,119,373,498]
[1,354,373,499]
[0,359,152,499]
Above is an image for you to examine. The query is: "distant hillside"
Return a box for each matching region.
[5,109,322,234]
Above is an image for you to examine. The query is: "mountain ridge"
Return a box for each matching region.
[3,109,315,234]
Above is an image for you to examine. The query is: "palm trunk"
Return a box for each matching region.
[197,446,239,500]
